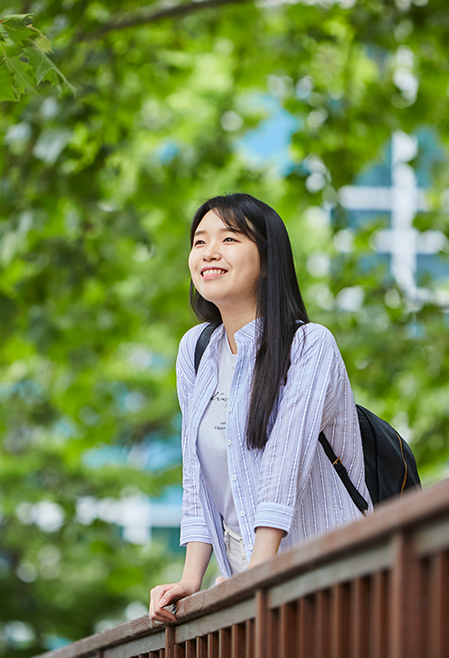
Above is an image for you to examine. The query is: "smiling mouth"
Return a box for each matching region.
[201,268,227,279]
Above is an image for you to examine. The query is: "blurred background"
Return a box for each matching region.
[0,0,448,655]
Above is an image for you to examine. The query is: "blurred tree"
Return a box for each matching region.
[0,0,449,655]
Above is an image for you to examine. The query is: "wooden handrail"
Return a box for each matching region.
[34,479,449,658]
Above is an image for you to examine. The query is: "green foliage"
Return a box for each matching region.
[0,0,449,655]
[0,14,75,101]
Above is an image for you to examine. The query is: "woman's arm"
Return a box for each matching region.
[149,541,213,623]
[248,527,283,569]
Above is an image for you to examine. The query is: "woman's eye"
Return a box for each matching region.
[193,239,205,246]
[224,237,236,242]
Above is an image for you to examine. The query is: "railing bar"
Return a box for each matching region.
[255,590,268,658]
[297,595,314,658]
[350,577,370,658]
[279,603,295,658]
[370,571,387,658]
[267,609,279,658]
[428,552,449,658]
[404,555,426,658]
[315,590,330,658]
[165,627,175,658]
[174,643,185,658]
[196,636,207,658]
[231,624,244,658]
[330,583,349,658]
[207,632,219,658]
[105,634,166,657]
[391,530,427,658]
[389,531,409,658]
[245,619,254,658]
[414,516,449,557]
[175,599,255,644]
[268,543,392,609]
[218,628,231,658]
[185,639,196,658]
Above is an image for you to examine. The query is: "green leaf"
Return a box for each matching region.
[0,61,17,100]
[22,46,54,84]
[0,13,33,21]
[0,14,34,46]
[3,54,34,97]
[23,46,76,95]
[35,34,52,53]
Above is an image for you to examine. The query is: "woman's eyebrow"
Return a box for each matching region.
[193,227,239,236]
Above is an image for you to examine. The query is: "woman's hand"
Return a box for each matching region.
[149,578,199,624]
[149,541,213,624]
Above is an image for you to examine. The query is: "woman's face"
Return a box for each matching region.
[189,209,261,317]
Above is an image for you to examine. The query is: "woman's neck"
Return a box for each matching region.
[220,306,257,354]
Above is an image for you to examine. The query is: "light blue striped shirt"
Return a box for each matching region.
[177,320,373,577]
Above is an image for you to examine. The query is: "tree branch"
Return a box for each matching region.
[86,0,253,40]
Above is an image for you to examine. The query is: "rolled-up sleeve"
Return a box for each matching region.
[254,324,343,535]
[177,328,212,546]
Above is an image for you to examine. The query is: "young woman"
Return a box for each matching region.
[150,193,372,623]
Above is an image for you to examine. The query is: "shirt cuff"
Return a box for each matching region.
[254,502,295,535]
[180,516,212,546]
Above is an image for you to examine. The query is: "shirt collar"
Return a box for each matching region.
[234,318,262,344]
[206,318,261,350]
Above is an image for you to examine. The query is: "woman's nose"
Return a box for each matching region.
[203,242,220,260]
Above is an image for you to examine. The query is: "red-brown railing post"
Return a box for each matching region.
[330,583,350,658]
[429,552,449,658]
[371,571,387,658]
[165,626,175,658]
[280,603,295,658]
[390,531,408,658]
[219,627,231,657]
[390,529,423,658]
[255,589,268,658]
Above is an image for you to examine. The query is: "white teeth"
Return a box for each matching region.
[203,269,226,275]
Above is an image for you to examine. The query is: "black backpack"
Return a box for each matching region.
[194,323,421,513]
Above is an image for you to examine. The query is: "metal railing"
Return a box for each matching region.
[34,479,449,658]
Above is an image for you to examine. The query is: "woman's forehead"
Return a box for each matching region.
[195,209,242,232]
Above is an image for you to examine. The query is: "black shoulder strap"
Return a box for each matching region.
[318,431,369,513]
[194,323,219,374]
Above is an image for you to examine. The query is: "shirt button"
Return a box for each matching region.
[228,406,233,413]
[227,441,231,446]
[248,544,253,551]
[231,474,237,481]
[240,510,246,517]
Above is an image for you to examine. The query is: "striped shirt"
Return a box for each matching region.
[177,320,373,578]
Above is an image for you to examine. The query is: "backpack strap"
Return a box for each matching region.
[194,323,219,375]
[318,431,369,513]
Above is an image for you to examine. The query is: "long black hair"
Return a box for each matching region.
[190,193,309,450]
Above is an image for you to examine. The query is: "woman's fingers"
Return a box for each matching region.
[149,584,177,623]
[149,581,196,623]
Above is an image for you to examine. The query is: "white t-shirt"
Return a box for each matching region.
[196,334,240,533]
